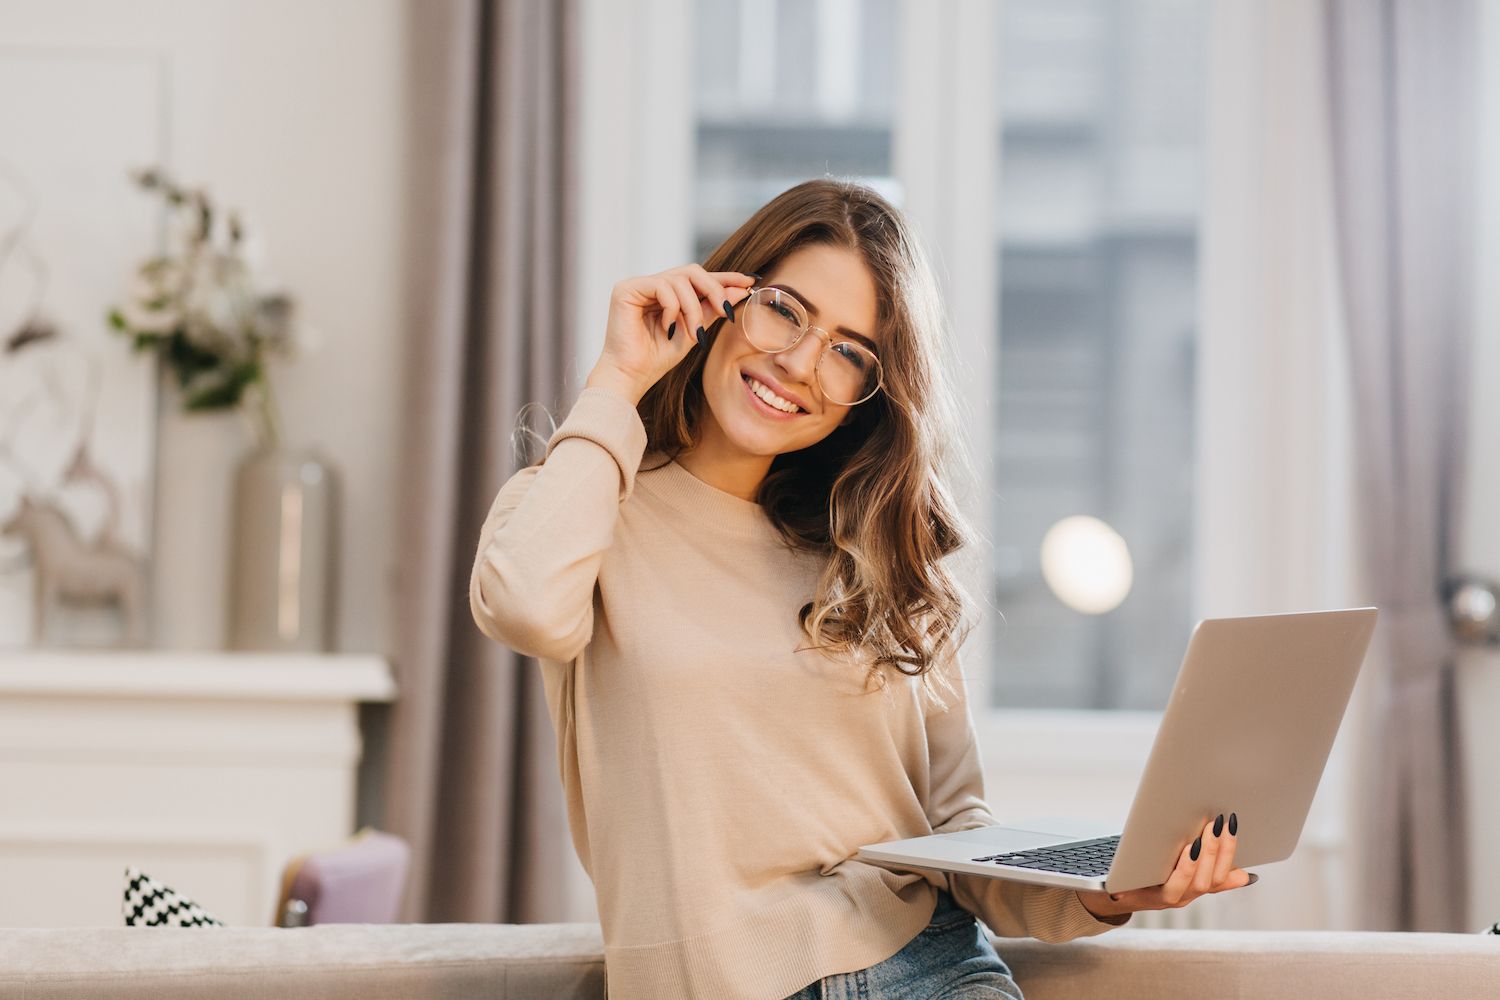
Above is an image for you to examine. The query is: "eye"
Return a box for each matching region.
[772,303,799,324]
[832,342,868,368]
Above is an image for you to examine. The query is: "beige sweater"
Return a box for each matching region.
[469,386,1128,1000]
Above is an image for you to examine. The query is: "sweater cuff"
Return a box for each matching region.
[544,386,649,501]
[1066,890,1133,935]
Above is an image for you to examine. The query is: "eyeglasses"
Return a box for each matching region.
[738,287,884,406]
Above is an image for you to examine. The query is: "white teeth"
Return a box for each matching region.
[745,375,800,413]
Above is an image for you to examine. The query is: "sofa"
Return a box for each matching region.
[2,922,1494,999]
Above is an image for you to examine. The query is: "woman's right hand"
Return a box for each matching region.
[588,264,756,403]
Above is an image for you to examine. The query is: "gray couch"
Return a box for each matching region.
[3,923,1495,998]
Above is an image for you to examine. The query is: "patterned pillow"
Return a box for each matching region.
[122,866,225,927]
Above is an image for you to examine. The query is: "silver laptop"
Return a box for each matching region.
[857,607,1379,894]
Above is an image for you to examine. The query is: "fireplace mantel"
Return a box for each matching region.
[0,649,396,927]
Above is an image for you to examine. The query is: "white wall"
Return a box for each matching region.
[0,0,409,655]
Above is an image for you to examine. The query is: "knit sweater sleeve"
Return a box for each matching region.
[922,648,1132,942]
[469,386,649,662]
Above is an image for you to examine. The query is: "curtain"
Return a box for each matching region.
[1325,0,1477,933]
[1197,0,1357,931]
[380,0,583,923]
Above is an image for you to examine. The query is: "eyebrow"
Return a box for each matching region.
[766,283,879,353]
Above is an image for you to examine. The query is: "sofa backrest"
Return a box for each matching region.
[1,924,1493,1000]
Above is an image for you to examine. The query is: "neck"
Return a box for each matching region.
[675,412,775,503]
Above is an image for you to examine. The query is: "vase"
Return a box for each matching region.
[226,445,339,652]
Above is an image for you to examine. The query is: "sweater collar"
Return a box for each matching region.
[640,451,781,541]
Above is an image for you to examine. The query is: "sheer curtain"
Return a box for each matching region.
[1325,0,1477,933]
[1199,0,1477,932]
[1196,0,1359,931]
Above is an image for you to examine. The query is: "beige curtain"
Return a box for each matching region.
[380,0,581,923]
[1325,0,1477,932]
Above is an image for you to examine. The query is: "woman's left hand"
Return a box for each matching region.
[1075,812,1257,921]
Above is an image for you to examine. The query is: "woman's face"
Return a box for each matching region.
[701,243,879,457]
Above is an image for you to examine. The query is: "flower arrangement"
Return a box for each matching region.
[107,168,316,451]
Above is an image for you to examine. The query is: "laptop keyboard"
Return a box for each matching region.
[971,835,1120,877]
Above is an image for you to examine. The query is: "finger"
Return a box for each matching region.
[682,265,734,321]
[658,306,677,340]
[710,269,758,288]
[687,266,752,323]
[1159,833,1200,906]
[1210,868,1257,893]
[1192,816,1223,897]
[1212,812,1238,887]
[664,273,706,345]
[651,279,682,340]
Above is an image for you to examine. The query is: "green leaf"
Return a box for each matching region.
[107,308,128,332]
[164,331,223,389]
[165,330,221,370]
[183,381,241,410]
[182,360,260,410]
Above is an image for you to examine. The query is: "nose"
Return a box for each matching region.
[772,328,824,393]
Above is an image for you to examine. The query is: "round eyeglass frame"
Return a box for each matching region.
[738,286,884,406]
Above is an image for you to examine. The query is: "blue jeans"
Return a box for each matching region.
[781,889,1023,999]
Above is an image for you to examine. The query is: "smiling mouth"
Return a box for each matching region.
[741,373,807,415]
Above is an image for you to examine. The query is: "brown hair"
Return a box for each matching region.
[638,178,983,705]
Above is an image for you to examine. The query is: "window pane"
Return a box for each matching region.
[991,0,1207,710]
[693,0,898,260]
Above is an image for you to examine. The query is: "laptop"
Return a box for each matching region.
[857,607,1379,894]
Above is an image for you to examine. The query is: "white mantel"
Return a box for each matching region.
[0,650,395,928]
[0,650,396,701]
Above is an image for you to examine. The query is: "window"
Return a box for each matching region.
[688,0,1208,712]
[693,0,898,259]
[991,0,1206,709]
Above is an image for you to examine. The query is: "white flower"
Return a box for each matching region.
[123,262,184,334]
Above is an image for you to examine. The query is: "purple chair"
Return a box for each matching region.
[273,827,410,927]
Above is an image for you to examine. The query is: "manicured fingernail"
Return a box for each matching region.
[1247,873,1258,885]
[1213,814,1225,837]
[723,299,734,322]
[1190,835,1202,861]
[696,325,705,343]
[667,321,675,341]
[1229,812,1238,836]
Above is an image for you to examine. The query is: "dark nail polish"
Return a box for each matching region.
[1213,814,1225,837]
[667,322,675,341]
[723,299,734,322]
[1229,812,1238,836]
[1190,835,1202,861]
[696,325,705,343]
[1247,872,1258,885]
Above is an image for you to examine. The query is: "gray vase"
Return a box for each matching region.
[227,445,339,652]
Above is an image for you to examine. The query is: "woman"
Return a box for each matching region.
[470,179,1251,1000]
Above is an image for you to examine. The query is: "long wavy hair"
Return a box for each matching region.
[638,179,984,706]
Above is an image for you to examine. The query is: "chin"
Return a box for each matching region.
[721,412,792,455]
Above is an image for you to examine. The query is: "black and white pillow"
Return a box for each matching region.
[122,866,225,927]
